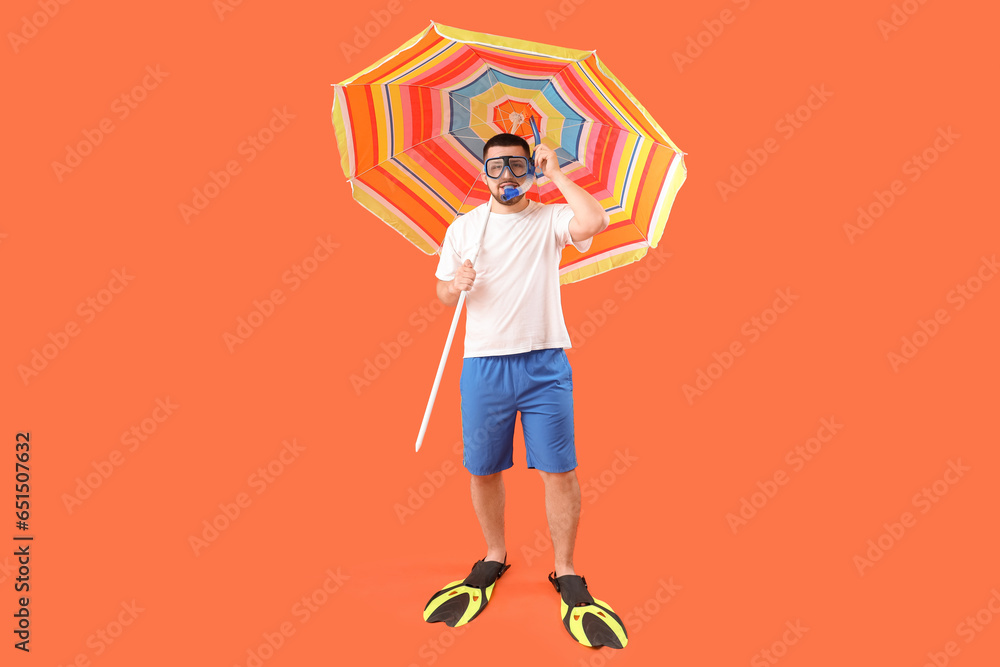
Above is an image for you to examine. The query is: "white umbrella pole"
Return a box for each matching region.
[414,290,467,453]
[415,207,492,453]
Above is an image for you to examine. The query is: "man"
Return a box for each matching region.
[421,133,629,649]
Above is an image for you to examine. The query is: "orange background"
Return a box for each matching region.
[3,0,999,665]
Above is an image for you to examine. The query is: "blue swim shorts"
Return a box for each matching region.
[459,347,577,475]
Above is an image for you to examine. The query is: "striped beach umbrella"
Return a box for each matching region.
[331,21,687,285]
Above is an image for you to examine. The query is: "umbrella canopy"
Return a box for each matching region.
[332,22,686,284]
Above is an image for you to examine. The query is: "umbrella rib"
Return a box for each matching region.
[532,61,645,138]
[349,121,498,182]
[349,121,501,222]
[338,82,501,128]
[449,93,492,128]
[461,47,528,135]
[451,179,489,244]
[486,69,515,134]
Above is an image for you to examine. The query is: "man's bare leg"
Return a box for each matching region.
[539,469,581,576]
[471,471,507,562]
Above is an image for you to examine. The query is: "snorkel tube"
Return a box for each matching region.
[500,116,543,203]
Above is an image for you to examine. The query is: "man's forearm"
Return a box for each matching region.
[550,171,609,238]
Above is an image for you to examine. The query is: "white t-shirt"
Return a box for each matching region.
[435,200,592,358]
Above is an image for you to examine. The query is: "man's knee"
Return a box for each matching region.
[538,468,578,485]
[471,470,503,485]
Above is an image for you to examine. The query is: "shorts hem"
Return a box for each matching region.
[464,462,514,476]
[527,461,578,474]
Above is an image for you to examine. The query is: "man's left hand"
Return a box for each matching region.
[534,144,563,181]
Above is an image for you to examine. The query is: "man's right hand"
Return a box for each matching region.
[451,259,476,294]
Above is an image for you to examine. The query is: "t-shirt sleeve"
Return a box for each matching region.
[435,221,463,281]
[553,203,594,253]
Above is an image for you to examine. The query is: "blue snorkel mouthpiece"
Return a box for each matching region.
[501,173,535,203]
